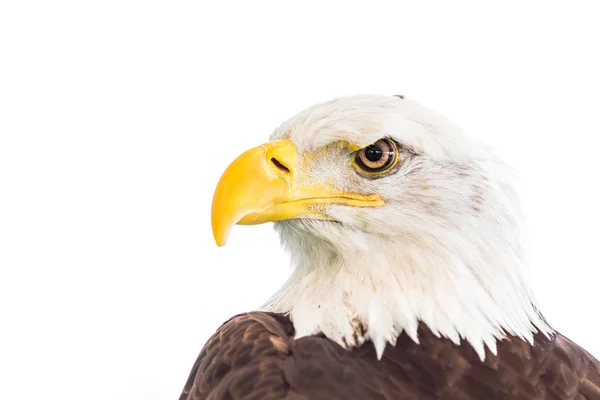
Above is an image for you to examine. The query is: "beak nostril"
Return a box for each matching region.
[270,157,291,174]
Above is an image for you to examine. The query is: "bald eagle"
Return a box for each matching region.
[180,95,600,399]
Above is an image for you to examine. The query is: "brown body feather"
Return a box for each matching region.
[180,312,600,400]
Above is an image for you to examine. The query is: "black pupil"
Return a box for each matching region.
[365,145,383,162]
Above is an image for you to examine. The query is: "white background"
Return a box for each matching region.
[1,1,599,399]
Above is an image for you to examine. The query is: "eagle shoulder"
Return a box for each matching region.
[548,333,600,399]
[179,312,296,400]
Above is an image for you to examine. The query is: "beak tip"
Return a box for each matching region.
[212,229,229,247]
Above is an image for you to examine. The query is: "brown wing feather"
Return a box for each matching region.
[179,313,296,400]
[180,312,600,400]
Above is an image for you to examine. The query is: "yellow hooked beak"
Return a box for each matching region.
[211,139,384,246]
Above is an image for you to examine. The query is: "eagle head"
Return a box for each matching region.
[210,95,551,359]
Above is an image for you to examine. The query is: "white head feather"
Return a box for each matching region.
[258,94,552,360]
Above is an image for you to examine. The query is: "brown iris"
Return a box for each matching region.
[354,138,398,174]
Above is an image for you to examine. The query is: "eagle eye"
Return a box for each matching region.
[354,138,399,175]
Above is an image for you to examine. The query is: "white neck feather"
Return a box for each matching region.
[261,220,552,361]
